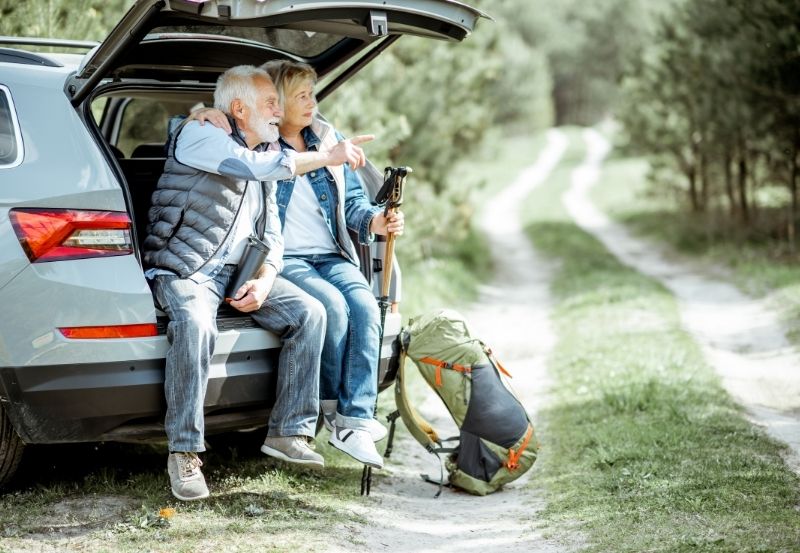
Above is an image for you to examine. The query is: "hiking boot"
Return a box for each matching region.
[322,406,388,443]
[167,452,209,501]
[329,427,384,469]
[261,435,324,469]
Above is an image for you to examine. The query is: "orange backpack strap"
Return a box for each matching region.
[505,425,534,471]
[418,356,471,386]
[484,346,512,378]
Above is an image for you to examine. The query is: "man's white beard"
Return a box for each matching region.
[251,109,280,144]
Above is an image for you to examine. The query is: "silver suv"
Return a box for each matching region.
[0,0,484,489]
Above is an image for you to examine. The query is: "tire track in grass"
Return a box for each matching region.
[329,130,574,553]
[562,128,800,474]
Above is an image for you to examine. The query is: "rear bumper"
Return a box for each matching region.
[0,327,400,444]
[0,349,278,444]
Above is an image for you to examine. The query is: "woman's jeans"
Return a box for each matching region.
[282,254,381,431]
[153,265,325,453]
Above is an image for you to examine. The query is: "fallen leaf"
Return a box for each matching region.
[159,507,176,519]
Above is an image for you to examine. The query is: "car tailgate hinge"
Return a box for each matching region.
[368,11,389,37]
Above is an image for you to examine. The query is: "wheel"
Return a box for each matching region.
[0,404,24,491]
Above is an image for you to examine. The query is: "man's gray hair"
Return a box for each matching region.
[213,65,271,113]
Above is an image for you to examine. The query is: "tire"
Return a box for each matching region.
[0,404,24,491]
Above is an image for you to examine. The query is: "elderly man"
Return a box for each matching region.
[143,65,372,501]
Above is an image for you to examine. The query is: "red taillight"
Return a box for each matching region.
[9,208,132,262]
[58,324,158,339]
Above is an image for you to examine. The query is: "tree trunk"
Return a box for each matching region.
[684,137,700,212]
[687,163,700,212]
[699,149,709,212]
[724,149,737,216]
[790,129,800,251]
[737,148,750,225]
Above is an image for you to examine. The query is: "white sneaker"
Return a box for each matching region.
[363,418,388,442]
[322,409,388,443]
[329,427,384,469]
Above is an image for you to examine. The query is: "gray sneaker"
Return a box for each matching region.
[167,452,209,501]
[260,436,325,469]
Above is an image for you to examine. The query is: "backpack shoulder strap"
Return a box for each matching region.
[394,349,442,451]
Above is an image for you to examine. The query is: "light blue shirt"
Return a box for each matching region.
[146,121,293,283]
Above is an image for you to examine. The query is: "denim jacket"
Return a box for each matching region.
[276,117,380,267]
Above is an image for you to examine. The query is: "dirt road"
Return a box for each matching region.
[333,126,800,552]
[562,128,800,474]
[330,130,573,553]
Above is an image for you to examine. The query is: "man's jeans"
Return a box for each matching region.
[282,254,381,431]
[153,265,325,453]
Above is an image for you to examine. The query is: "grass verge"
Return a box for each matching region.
[400,130,547,318]
[591,155,800,344]
[525,131,800,552]
[0,436,372,553]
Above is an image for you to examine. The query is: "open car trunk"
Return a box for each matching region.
[73,0,486,435]
[68,0,488,105]
[79,0,486,250]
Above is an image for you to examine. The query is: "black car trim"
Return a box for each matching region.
[316,34,399,102]
[0,352,276,443]
[0,47,62,67]
[0,85,24,169]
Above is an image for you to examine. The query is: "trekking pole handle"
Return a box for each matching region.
[378,166,411,299]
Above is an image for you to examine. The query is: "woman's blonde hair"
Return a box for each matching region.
[260,59,317,107]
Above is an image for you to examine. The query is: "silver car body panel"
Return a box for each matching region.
[0,61,157,369]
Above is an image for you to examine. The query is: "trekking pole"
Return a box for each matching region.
[361,166,410,497]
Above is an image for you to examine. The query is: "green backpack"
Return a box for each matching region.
[393,309,538,496]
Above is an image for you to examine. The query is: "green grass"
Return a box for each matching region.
[0,436,370,552]
[591,156,800,344]
[454,129,550,203]
[401,230,489,319]
[400,130,549,319]
[525,132,800,552]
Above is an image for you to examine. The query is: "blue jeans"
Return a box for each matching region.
[153,265,325,452]
[282,254,381,431]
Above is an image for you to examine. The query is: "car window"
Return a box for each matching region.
[0,85,23,168]
[117,99,171,157]
[90,97,109,127]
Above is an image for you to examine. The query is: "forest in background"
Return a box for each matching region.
[2,0,798,263]
[619,0,800,250]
